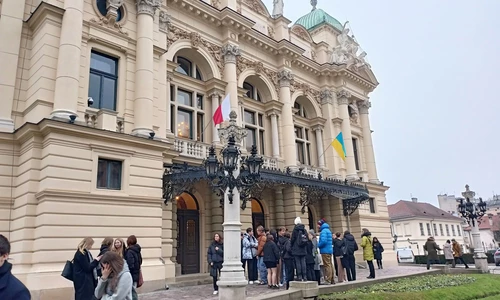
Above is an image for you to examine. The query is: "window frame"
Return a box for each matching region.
[439,224,444,236]
[433,223,438,236]
[445,224,450,236]
[457,225,462,236]
[426,223,431,236]
[352,137,360,171]
[175,56,203,81]
[295,126,311,165]
[243,81,262,102]
[243,109,265,154]
[88,50,119,111]
[96,158,123,190]
[419,223,425,236]
[368,198,376,213]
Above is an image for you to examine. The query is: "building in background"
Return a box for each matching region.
[389,198,465,255]
[478,213,500,251]
[438,194,459,216]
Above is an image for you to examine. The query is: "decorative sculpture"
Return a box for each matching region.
[311,0,317,11]
[272,0,284,18]
[330,21,371,69]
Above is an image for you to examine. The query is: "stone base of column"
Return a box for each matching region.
[218,261,247,300]
[217,283,246,300]
[50,109,77,121]
[474,253,489,273]
[289,281,319,299]
[131,127,154,137]
[0,118,14,133]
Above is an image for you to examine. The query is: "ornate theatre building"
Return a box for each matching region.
[0,0,393,298]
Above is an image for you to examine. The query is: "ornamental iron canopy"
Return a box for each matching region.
[457,184,487,227]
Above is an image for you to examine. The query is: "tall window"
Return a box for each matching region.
[294,102,307,118]
[368,198,375,213]
[433,224,438,236]
[440,224,444,236]
[97,158,122,190]
[352,138,360,170]
[445,224,450,236]
[426,223,431,236]
[419,223,425,236]
[451,225,456,236]
[88,51,118,111]
[243,82,262,102]
[457,225,461,236]
[295,126,311,165]
[170,78,205,141]
[243,110,265,154]
[175,56,203,80]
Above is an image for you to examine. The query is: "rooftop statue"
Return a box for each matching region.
[310,0,317,11]
[272,0,284,18]
[331,21,371,69]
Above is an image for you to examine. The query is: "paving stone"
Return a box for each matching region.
[139,266,431,300]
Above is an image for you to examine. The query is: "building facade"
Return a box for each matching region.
[438,194,459,216]
[389,199,465,255]
[0,0,392,298]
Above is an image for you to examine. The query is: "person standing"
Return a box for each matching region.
[360,228,375,279]
[308,230,321,285]
[317,218,334,284]
[342,230,358,281]
[125,235,142,300]
[112,238,126,258]
[96,237,113,277]
[0,235,30,300]
[282,232,294,290]
[242,227,258,284]
[256,226,268,285]
[73,237,101,300]
[263,235,280,289]
[305,232,316,281]
[372,237,384,269]
[452,239,469,268]
[423,236,441,270]
[277,227,287,286]
[443,240,455,267]
[332,232,346,283]
[291,217,308,281]
[94,251,133,300]
[207,233,224,295]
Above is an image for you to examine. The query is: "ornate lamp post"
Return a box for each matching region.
[457,184,488,272]
[204,111,263,299]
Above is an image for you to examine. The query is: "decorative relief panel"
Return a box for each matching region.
[291,25,313,43]
[290,80,321,103]
[210,0,221,9]
[236,56,279,93]
[242,0,268,17]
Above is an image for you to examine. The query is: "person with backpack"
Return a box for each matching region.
[342,230,358,281]
[332,232,346,283]
[290,217,308,281]
[281,232,294,290]
[276,227,288,286]
[360,228,375,279]
[317,218,334,284]
[242,228,258,284]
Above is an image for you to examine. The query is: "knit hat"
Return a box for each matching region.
[317,218,326,226]
[294,217,302,225]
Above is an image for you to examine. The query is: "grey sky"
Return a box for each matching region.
[261,0,500,205]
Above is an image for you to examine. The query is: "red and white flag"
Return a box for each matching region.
[212,94,231,125]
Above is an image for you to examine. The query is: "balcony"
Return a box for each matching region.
[263,156,279,169]
[173,138,209,159]
[298,165,323,179]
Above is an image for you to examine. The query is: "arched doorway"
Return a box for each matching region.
[308,206,316,231]
[252,199,265,232]
[176,192,200,274]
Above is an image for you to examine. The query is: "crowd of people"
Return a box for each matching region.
[207,217,384,294]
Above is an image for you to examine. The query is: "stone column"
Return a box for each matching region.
[313,126,325,168]
[319,89,340,178]
[274,187,285,228]
[171,201,181,275]
[336,90,358,180]
[320,196,332,230]
[0,0,26,132]
[358,101,379,183]
[166,73,173,135]
[132,0,161,136]
[161,202,176,278]
[268,111,280,158]
[221,44,241,125]
[277,70,296,169]
[50,0,85,119]
[211,92,221,143]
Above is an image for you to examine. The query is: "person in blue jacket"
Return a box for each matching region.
[317,218,334,284]
[0,235,30,300]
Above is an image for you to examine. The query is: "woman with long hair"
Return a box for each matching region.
[125,235,142,300]
[112,238,126,258]
[372,237,384,269]
[207,233,224,295]
[263,234,280,289]
[73,237,101,300]
[94,251,133,300]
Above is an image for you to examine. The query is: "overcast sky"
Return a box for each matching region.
[261,0,500,205]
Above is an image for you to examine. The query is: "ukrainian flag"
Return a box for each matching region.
[331,132,346,161]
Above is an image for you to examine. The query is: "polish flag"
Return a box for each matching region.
[213,94,231,125]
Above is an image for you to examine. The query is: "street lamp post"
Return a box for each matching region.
[204,111,263,300]
[457,184,488,272]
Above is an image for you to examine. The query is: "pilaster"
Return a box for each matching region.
[221,43,241,125]
[211,192,223,233]
[359,101,379,184]
[274,187,285,228]
[277,69,296,170]
[336,89,359,181]
[210,91,221,144]
[319,89,340,178]
[320,196,332,230]
[162,203,176,279]
[283,186,302,229]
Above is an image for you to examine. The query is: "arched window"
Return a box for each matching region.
[294,102,307,118]
[175,56,203,81]
[295,126,311,165]
[243,82,262,102]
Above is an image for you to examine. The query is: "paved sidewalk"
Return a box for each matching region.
[140,266,431,300]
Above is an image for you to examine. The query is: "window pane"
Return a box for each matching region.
[243,82,253,99]
[244,110,255,125]
[101,77,116,110]
[258,114,263,127]
[96,159,108,188]
[197,114,204,142]
[306,143,311,165]
[177,89,192,106]
[88,73,102,109]
[176,57,191,76]
[369,198,375,213]
[197,94,203,109]
[170,105,175,134]
[96,0,107,16]
[108,161,122,190]
[170,85,174,102]
[305,129,309,141]
[196,68,203,80]
[257,91,262,102]
[245,128,256,152]
[352,138,360,170]
[90,52,116,74]
[295,127,302,139]
[177,109,192,138]
[297,142,304,164]
[259,130,265,155]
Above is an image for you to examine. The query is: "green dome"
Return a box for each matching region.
[295,8,343,31]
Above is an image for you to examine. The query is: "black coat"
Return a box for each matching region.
[305,240,315,264]
[207,241,224,277]
[343,234,359,255]
[0,262,30,300]
[263,240,280,264]
[373,242,384,260]
[291,224,307,256]
[96,245,110,277]
[73,249,98,300]
[125,244,142,283]
[282,238,293,260]
[333,238,345,257]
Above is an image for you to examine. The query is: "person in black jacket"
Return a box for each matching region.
[333,232,346,283]
[96,237,113,277]
[125,235,142,300]
[372,237,384,269]
[305,232,315,281]
[291,217,308,281]
[0,235,30,300]
[263,234,280,289]
[342,231,359,281]
[207,233,224,295]
[73,237,101,300]
[281,232,294,290]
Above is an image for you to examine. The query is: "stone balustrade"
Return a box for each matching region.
[263,156,279,169]
[299,165,323,179]
[174,138,209,159]
[84,109,124,133]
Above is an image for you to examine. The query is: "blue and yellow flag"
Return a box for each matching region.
[331,132,346,161]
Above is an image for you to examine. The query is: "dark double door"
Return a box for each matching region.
[252,212,265,232]
[177,210,200,274]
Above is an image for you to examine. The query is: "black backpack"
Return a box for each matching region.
[298,231,308,247]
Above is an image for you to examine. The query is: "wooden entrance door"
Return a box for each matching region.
[177,210,200,274]
[252,199,265,232]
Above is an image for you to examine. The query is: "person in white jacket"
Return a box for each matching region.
[95,251,133,300]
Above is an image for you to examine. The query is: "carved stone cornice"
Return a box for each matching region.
[290,81,320,103]
[221,44,241,64]
[332,117,343,125]
[209,91,222,99]
[290,25,313,43]
[264,100,284,114]
[358,101,371,114]
[237,56,279,93]
[242,0,270,18]
[277,69,293,88]
[320,89,334,105]
[336,89,351,105]
[159,11,171,32]
[136,0,162,17]
[312,124,324,132]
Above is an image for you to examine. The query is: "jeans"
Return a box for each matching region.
[306,263,315,281]
[454,256,469,268]
[426,259,439,270]
[258,256,268,283]
[294,256,307,280]
[281,260,286,284]
[132,282,138,300]
[284,258,294,290]
[321,254,333,283]
[342,255,356,281]
[376,259,383,269]
[367,260,375,278]
[244,258,258,281]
